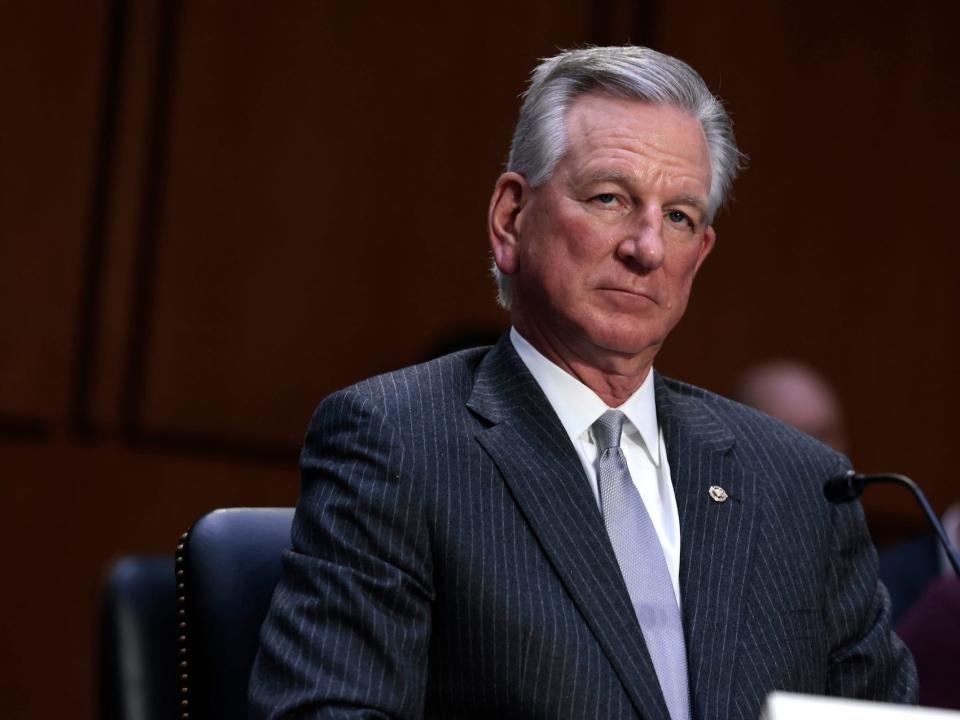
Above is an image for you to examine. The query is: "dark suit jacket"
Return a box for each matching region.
[250,337,916,719]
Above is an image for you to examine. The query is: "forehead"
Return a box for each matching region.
[559,93,711,191]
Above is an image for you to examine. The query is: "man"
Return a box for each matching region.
[250,46,916,719]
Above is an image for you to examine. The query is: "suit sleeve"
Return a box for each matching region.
[249,388,434,719]
[823,497,917,702]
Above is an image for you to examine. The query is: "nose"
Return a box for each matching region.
[617,210,665,271]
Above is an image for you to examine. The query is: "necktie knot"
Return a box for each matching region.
[594,409,626,452]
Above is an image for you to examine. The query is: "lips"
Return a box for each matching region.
[599,286,658,305]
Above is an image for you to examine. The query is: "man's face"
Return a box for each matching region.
[492,94,716,369]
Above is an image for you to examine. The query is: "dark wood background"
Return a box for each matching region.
[2,1,958,717]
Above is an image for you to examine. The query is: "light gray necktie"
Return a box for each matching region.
[594,409,690,720]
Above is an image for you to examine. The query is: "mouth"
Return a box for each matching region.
[598,287,658,305]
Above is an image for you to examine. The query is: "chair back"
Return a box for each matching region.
[99,556,177,720]
[177,507,295,720]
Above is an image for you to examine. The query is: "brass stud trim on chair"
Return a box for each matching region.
[176,525,192,720]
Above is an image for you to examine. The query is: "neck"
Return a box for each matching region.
[514,319,656,407]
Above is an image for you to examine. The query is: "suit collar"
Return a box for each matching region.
[466,334,550,426]
[653,372,736,459]
[507,327,662,465]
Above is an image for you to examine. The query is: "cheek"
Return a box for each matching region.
[518,204,622,299]
[556,219,620,276]
[672,242,707,276]
[525,217,597,271]
[663,249,704,297]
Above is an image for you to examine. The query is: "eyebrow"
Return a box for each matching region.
[671,194,708,217]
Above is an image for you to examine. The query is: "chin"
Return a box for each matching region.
[589,321,668,358]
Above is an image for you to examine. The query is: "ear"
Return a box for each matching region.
[694,225,717,274]
[488,172,529,276]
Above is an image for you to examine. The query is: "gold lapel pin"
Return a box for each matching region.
[708,485,729,503]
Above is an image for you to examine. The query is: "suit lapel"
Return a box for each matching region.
[467,337,671,720]
[655,374,759,720]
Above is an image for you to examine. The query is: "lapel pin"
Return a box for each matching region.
[708,485,729,503]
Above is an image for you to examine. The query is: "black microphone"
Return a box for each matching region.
[824,469,960,577]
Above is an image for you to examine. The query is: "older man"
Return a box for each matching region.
[250,46,915,720]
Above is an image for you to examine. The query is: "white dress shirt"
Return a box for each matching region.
[510,327,683,605]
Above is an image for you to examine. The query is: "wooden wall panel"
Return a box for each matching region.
[89,0,168,432]
[132,2,592,446]
[653,0,960,525]
[0,2,108,427]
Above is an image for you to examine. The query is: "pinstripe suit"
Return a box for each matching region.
[250,336,916,719]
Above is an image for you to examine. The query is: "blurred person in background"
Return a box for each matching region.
[735,360,847,454]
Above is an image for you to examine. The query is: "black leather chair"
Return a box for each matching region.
[99,556,178,720]
[176,507,295,720]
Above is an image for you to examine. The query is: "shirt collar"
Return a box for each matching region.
[509,327,661,466]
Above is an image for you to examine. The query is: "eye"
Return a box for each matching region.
[666,209,694,228]
[594,193,617,205]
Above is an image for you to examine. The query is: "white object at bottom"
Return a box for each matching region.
[760,692,960,720]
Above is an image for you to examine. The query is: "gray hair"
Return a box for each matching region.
[494,45,744,309]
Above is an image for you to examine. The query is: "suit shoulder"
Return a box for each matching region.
[316,345,490,418]
[659,374,846,468]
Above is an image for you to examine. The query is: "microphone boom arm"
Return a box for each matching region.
[825,470,960,578]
